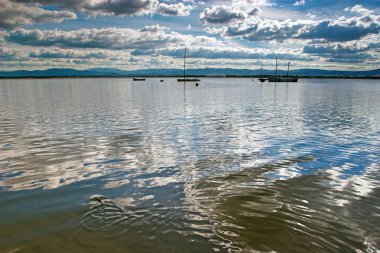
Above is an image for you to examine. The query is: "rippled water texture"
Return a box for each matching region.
[0,78,379,253]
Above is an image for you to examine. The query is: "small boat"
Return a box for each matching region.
[133,77,145,81]
[259,78,267,82]
[177,78,200,82]
[177,48,200,83]
[258,60,267,82]
[268,58,298,82]
[268,77,298,82]
[160,80,164,82]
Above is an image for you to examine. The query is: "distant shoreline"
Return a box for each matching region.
[1,76,379,79]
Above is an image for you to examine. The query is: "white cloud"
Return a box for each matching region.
[232,0,276,7]
[344,4,373,15]
[303,42,377,63]
[157,2,193,16]
[0,46,25,60]
[12,0,159,16]
[200,5,245,24]
[6,26,222,51]
[7,27,179,50]
[29,47,113,59]
[293,0,305,6]
[139,24,168,32]
[11,0,197,16]
[206,11,380,43]
[131,45,316,62]
[0,0,76,29]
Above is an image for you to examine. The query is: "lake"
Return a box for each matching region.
[0,78,379,253]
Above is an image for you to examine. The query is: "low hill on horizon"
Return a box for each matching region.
[0,68,379,78]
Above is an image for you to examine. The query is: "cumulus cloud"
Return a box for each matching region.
[200,5,245,24]
[0,46,24,60]
[221,18,310,40]
[10,0,196,16]
[303,42,376,63]
[131,46,316,61]
[248,7,261,16]
[303,43,368,54]
[209,9,380,42]
[232,0,275,7]
[6,27,179,50]
[0,30,7,41]
[299,15,380,41]
[293,0,305,6]
[344,4,373,15]
[139,24,168,32]
[0,0,76,29]
[5,26,221,52]
[157,2,193,16]
[11,0,159,15]
[29,48,111,59]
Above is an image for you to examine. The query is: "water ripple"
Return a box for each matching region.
[1,78,379,252]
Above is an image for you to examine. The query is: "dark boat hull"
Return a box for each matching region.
[177,78,200,82]
[133,78,145,81]
[268,77,298,82]
[258,78,267,82]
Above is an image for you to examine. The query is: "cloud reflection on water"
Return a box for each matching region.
[0,78,379,253]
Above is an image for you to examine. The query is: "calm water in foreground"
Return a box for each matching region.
[0,78,379,253]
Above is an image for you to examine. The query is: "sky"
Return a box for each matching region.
[0,0,379,71]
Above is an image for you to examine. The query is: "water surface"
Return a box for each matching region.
[0,78,379,252]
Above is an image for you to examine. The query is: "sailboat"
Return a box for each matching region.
[258,60,267,82]
[268,58,298,82]
[177,48,200,82]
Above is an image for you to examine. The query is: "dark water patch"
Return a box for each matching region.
[189,159,379,252]
[76,194,228,253]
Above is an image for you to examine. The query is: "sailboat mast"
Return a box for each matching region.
[260,60,263,77]
[183,48,186,81]
[287,61,290,78]
[274,57,278,77]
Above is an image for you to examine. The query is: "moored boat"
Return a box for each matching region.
[258,60,267,82]
[268,77,298,82]
[258,78,267,82]
[268,58,298,82]
[177,48,200,83]
[177,78,200,82]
